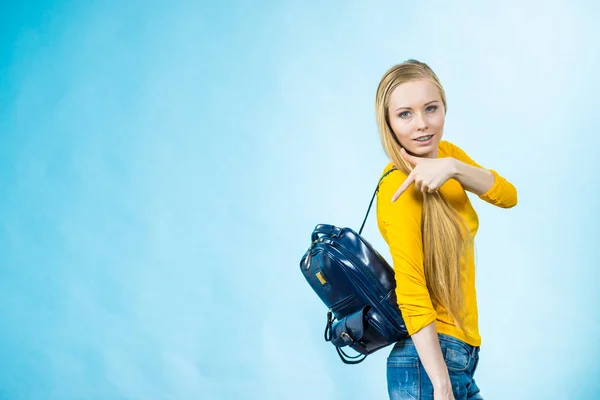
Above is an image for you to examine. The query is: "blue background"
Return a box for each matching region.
[1,1,599,399]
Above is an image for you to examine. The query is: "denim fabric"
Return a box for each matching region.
[387,333,483,400]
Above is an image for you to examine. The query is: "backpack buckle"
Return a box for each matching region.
[340,331,354,344]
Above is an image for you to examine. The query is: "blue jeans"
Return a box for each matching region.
[387,333,483,399]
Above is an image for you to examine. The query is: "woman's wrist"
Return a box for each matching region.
[450,157,494,195]
[430,372,452,389]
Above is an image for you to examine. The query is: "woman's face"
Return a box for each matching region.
[387,79,445,158]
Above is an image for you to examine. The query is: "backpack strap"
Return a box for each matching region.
[358,166,397,235]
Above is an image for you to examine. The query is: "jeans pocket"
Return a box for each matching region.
[444,347,470,372]
[387,357,419,400]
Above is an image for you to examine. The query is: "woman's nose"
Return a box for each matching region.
[415,112,428,130]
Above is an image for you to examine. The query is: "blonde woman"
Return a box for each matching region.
[375,60,517,400]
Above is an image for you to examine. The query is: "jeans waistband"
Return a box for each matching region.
[437,333,480,358]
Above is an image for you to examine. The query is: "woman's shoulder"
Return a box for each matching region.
[381,161,396,176]
[379,162,405,184]
[377,163,419,203]
[377,162,422,219]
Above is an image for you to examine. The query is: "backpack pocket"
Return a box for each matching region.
[331,305,393,355]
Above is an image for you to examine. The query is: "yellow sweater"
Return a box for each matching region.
[376,140,517,346]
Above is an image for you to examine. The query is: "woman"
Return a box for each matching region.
[375,60,517,400]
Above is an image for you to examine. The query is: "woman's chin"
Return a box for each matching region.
[406,146,433,157]
[405,139,440,158]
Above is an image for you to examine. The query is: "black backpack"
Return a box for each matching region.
[299,167,409,364]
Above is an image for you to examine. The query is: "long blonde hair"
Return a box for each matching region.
[375,59,471,330]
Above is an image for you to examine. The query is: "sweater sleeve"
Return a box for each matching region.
[447,142,518,208]
[376,169,437,335]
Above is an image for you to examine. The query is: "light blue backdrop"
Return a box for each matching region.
[1,1,598,399]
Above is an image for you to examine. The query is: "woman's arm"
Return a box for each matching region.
[452,159,495,195]
[411,322,454,397]
[448,142,518,208]
[377,169,454,399]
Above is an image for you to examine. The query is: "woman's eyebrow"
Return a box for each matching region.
[394,100,439,112]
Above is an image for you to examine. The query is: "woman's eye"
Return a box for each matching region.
[399,111,410,118]
[426,105,438,113]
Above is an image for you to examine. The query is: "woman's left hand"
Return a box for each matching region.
[391,148,457,201]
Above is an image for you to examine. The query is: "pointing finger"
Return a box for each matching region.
[392,171,415,202]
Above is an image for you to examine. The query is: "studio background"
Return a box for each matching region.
[1,1,599,399]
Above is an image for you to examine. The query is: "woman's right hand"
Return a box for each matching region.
[433,384,456,400]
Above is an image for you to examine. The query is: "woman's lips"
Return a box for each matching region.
[413,134,434,146]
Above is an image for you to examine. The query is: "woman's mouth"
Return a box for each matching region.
[414,134,434,145]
